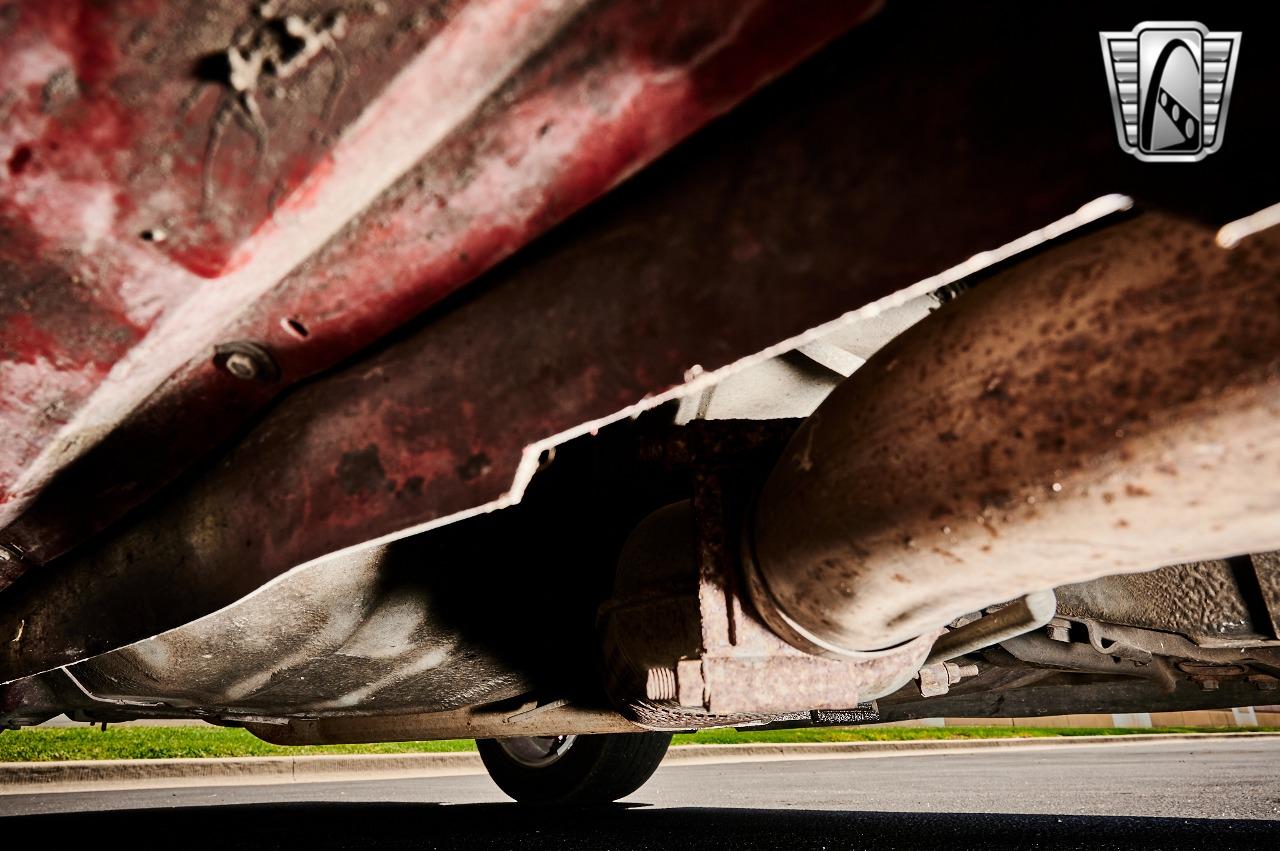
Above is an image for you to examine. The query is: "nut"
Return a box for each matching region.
[918,660,980,698]
[675,659,705,709]
[1045,618,1072,642]
[918,663,949,697]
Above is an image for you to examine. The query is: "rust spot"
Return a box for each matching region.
[336,444,388,495]
[456,452,492,481]
[1124,484,1150,497]
[1101,491,1115,504]
[7,145,33,175]
[400,475,424,497]
[1033,430,1067,452]
[979,373,1012,402]
[931,546,964,564]
[891,573,909,583]
[1115,518,1129,528]
[979,441,995,475]
[977,489,1013,510]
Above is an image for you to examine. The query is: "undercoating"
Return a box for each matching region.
[5,411,1280,732]
[1056,557,1280,646]
[2,4,1280,736]
[62,546,530,717]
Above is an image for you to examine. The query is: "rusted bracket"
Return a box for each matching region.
[601,423,931,725]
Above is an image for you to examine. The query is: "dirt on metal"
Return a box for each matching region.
[752,211,1280,654]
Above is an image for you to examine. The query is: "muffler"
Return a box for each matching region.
[746,211,1280,657]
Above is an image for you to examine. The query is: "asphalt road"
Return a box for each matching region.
[2,739,1278,848]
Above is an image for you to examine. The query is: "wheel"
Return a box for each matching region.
[476,732,672,804]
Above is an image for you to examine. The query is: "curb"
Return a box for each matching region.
[3,732,1278,795]
[0,751,486,795]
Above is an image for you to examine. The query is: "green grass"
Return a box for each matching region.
[0,727,477,762]
[1,724,1272,762]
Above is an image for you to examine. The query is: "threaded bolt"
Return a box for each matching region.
[644,667,677,701]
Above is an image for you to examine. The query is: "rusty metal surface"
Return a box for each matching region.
[3,3,1280,681]
[878,676,1274,723]
[1056,559,1280,647]
[877,598,1280,717]
[752,211,1280,654]
[245,700,647,746]
[995,635,1178,691]
[1054,619,1280,669]
[601,437,931,723]
[1249,552,1280,640]
[0,0,880,573]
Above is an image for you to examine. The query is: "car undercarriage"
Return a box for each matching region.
[1,0,1278,803]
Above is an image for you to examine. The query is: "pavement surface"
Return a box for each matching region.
[1,738,1277,848]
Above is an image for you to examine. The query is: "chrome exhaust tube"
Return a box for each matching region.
[747,211,1280,657]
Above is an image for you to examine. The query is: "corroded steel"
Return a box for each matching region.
[602,448,931,724]
[878,677,1272,724]
[1056,557,1280,647]
[2,3,1279,684]
[245,701,647,746]
[751,211,1280,654]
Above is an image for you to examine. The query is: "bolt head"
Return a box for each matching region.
[224,351,260,380]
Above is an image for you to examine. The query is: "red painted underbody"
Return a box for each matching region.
[0,0,880,578]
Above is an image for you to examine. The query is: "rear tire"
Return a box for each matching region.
[476,732,672,804]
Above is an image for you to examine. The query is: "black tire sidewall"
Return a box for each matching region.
[476,732,672,804]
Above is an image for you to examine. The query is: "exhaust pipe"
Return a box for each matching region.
[746,211,1280,657]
